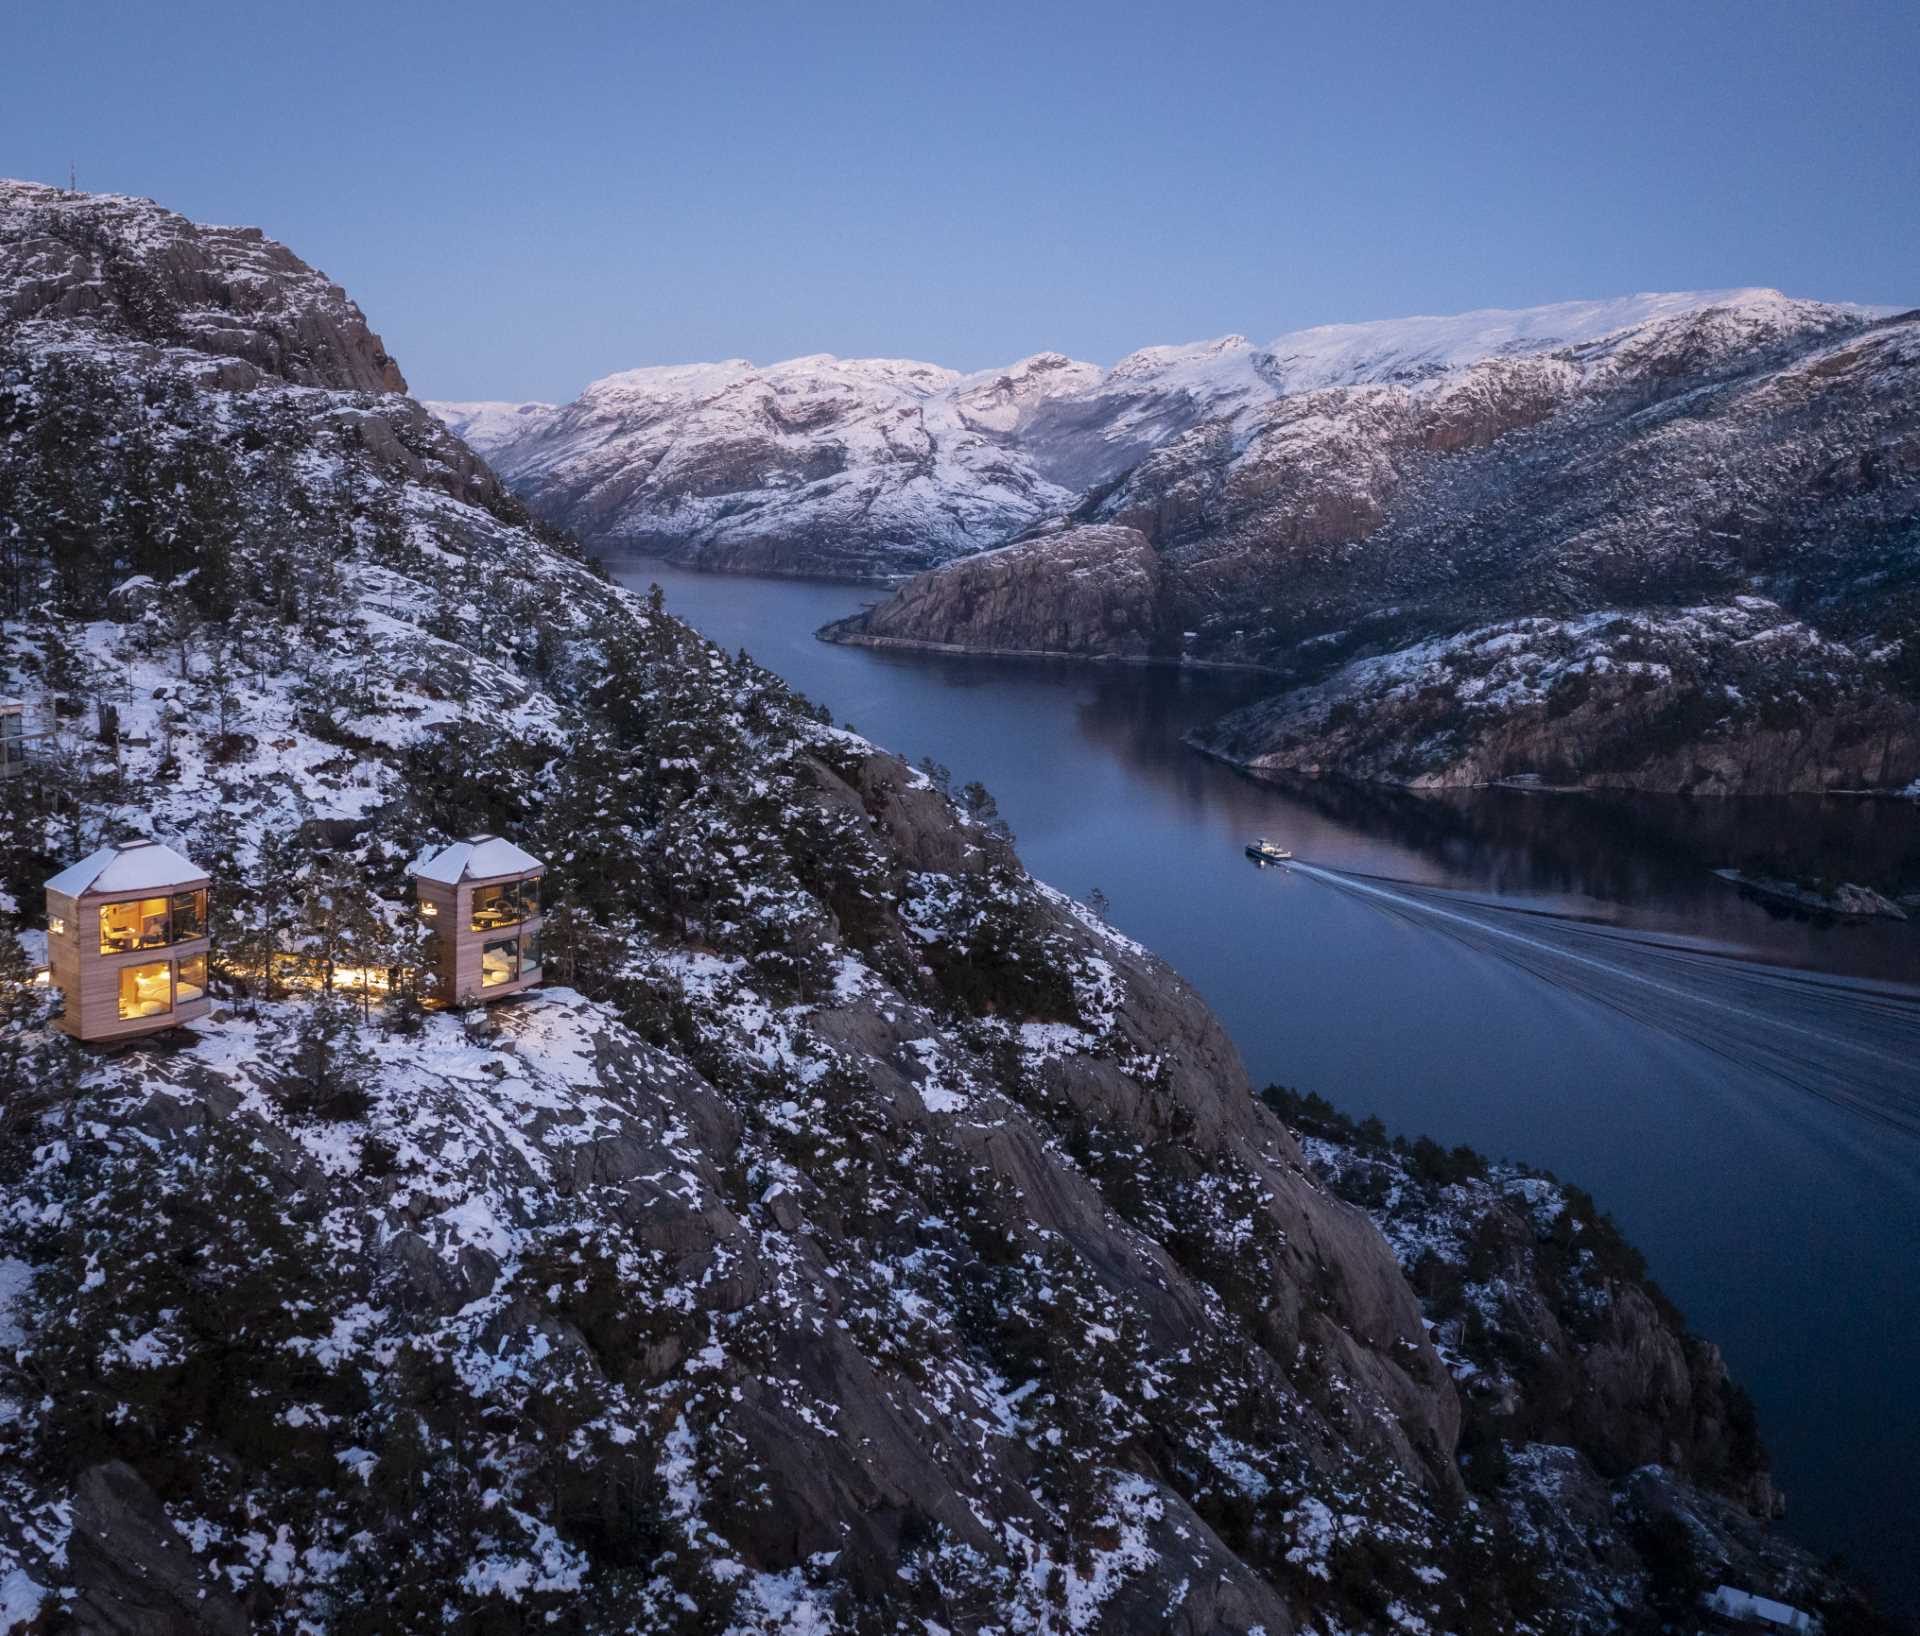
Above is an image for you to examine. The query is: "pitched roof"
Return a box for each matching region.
[46,839,207,898]
[410,834,543,886]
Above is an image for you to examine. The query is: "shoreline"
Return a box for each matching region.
[815,615,1289,678]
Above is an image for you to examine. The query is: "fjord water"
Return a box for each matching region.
[612,557,1920,1610]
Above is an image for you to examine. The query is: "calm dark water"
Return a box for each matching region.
[612,557,1920,1611]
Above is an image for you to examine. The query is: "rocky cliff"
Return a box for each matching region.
[828,524,1166,659]
[0,186,1888,1633]
[1,180,407,394]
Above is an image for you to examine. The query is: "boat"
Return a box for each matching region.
[1245,838,1293,864]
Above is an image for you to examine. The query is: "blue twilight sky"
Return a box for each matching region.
[5,0,1916,403]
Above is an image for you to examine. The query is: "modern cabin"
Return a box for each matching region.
[45,839,212,1042]
[409,835,545,1004]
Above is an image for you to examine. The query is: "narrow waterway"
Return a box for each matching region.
[612,556,1920,1611]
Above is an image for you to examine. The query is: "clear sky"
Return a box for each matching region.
[6,0,1916,402]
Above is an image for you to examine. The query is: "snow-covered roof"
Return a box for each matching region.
[410,834,544,885]
[45,839,207,898]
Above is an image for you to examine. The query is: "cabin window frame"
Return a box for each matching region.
[117,960,175,1021]
[175,951,208,1004]
[480,936,520,988]
[469,876,539,933]
[97,887,208,954]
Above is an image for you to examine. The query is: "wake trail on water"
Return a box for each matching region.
[1283,861,1920,1138]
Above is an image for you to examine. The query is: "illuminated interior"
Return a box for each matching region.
[470,877,539,932]
[175,952,207,1004]
[480,937,519,987]
[171,889,206,940]
[117,961,173,1020]
[100,897,171,954]
[98,889,207,954]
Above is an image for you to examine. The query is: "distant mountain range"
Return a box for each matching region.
[427,288,1897,574]
[433,289,1919,793]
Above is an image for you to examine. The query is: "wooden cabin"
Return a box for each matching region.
[45,839,211,1042]
[409,835,545,1003]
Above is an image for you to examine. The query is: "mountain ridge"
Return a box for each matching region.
[432,286,1900,577]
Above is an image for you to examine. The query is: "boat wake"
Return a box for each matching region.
[1284,861,1920,1138]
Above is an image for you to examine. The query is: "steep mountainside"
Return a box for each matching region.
[831,293,1920,793]
[0,183,1889,1633]
[443,288,1886,580]
[429,352,1095,578]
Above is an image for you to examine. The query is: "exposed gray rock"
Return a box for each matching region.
[1,179,406,394]
[828,524,1164,659]
[68,1461,249,1636]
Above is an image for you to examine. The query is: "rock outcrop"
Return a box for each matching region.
[1,179,407,394]
[829,524,1165,659]
[1194,601,1920,794]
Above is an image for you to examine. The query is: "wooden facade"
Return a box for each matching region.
[411,835,545,1005]
[45,841,211,1043]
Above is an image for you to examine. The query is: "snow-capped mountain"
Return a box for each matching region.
[831,290,1920,792]
[427,397,558,458]
[430,351,1092,577]
[436,287,1899,579]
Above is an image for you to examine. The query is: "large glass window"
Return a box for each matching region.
[519,930,541,977]
[118,961,173,1020]
[98,890,206,953]
[480,938,519,988]
[470,878,539,932]
[171,890,206,941]
[175,952,207,1004]
[100,897,171,954]
[471,883,516,932]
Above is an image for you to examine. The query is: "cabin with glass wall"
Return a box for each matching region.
[409,835,545,1003]
[44,839,211,1042]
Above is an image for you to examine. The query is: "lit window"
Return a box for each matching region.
[175,952,207,1004]
[117,961,173,1020]
[49,915,66,936]
[170,890,206,941]
[471,883,516,932]
[418,899,438,919]
[480,938,519,987]
[519,930,541,977]
[101,897,171,954]
[471,878,539,932]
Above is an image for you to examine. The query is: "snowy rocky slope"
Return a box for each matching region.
[429,352,1095,578]
[0,182,1892,1633]
[829,291,1920,792]
[434,287,1895,579]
